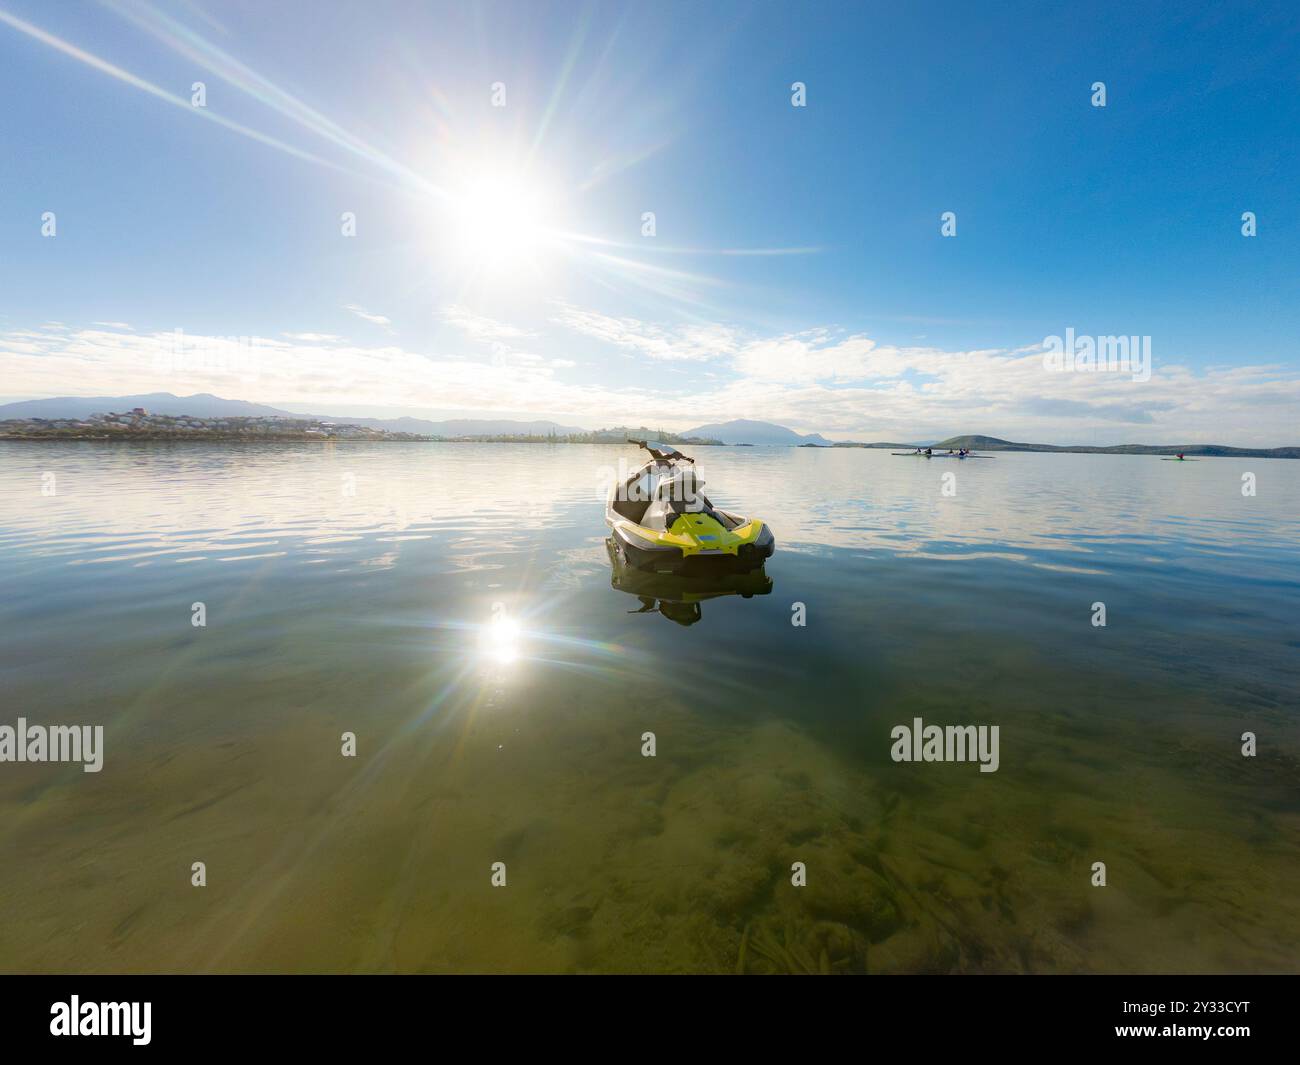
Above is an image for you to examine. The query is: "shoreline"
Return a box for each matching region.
[0,432,438,443]
[0,434,1295,458]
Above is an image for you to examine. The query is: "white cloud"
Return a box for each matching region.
[343,304,392,331]
[678,346,1300,445]
[731,332,896,383]
[552,306,1300,444]
[440,305,536,342]
[550,302,740,362]
[0,324,641,425]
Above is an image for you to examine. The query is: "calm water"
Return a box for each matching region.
[1,441,1297,973]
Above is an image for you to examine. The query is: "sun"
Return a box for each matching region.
[446,166,559,278]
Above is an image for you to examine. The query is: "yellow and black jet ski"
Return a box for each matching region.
[605,439,774,574]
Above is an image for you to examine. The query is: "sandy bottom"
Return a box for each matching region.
[3,644,1297,974]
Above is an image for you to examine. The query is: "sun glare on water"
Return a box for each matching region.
[479,613,521,664]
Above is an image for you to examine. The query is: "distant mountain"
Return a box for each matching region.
[681,419,832,446]
[0,392,295,420]
[313,416,588,437]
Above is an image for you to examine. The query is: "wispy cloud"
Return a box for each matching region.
[549,302,740,362]
[343,305,393,331]
[549,305,1300,445]
[440,306,536,343]
[0,323,635,424]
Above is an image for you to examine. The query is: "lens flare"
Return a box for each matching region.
[479,614,521,664]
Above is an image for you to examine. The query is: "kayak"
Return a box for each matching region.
[1161,458,1197,462]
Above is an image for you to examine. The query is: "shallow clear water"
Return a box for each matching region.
[1,441,1297,973]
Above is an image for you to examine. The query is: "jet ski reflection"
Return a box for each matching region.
[607,537,772,626]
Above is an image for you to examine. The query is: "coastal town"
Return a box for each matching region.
[0,407,437,442]
[0,406,728,446]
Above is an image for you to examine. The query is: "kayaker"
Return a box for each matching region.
[1176,452,1185,460]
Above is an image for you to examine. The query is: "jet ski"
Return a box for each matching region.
[606,538,772,625]
[606,439,775,574]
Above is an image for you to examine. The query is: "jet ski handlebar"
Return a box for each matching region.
[629,438,694,464]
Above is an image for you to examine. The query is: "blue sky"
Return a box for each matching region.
[1,0,1297,443]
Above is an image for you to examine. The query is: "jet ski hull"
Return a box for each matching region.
[608,519,775,573]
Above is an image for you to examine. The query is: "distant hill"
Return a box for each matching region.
[314,415,588,437]
[930,435,1299,458]
[0,395,588,438]
[588,425,720,445]
[682,419,831,446]
[828,433,1297,457]
[0,392,295,420]
[933,435,1018,449]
